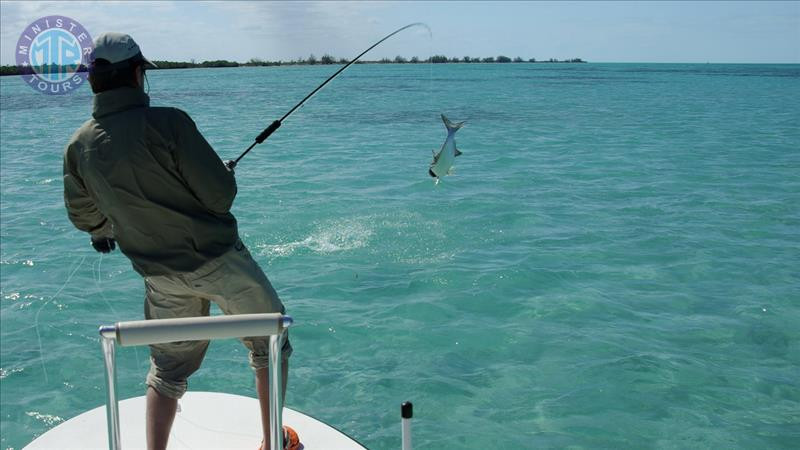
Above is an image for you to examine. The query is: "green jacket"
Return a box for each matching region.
[64,87,238,276]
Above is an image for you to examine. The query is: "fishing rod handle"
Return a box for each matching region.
[255,119,282,144]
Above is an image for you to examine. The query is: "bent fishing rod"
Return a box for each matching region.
[228,22,429,170]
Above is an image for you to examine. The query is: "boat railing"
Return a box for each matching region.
[99,313,293,450]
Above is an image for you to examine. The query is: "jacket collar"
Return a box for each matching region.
[92,87,150,119]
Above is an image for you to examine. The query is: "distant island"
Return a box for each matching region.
[0,55,585,76]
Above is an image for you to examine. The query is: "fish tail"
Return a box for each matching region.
[441,114,465,132]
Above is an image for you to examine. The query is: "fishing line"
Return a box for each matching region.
[2,324,37,336]
[93,255,119,321]
[35,255,86,383]
[231,22,432,168]
[94,254,141,368]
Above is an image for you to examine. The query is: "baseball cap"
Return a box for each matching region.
[90,32,158,72]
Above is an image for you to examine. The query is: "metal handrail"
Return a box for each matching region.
[99,313,293,450]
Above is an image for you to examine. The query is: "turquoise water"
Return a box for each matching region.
[1,63,799,449]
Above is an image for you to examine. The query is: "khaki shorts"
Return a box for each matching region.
[143,240,292,399]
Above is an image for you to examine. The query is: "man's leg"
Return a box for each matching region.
[143,276,211,450]
[144,340,208,450]
[146,386,178,450]
[208,240,294,448]
[256,355,289,450]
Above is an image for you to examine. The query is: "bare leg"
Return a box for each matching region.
[146,386,178,450]
[256,360,289,450]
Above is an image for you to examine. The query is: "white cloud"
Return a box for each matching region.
[1,1,185,64]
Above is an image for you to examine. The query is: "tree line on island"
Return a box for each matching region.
[0,55,585,76]
[161,54,585,68]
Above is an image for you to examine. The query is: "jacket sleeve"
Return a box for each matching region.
[171,109,237,214]
[63,142,114,238]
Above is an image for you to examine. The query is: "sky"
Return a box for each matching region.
[1,1,799,65]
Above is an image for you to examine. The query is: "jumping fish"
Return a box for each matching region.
[429,114,464,184]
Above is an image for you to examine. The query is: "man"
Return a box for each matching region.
[63,32,299,450]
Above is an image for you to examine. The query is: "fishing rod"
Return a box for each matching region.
[228,22,429,170]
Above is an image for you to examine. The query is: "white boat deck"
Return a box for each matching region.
[24,391,366,449]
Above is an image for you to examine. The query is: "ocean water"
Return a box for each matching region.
[1,63,799,449]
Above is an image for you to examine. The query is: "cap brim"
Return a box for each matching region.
[142,57,158,69]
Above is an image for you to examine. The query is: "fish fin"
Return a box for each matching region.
[441,114,465,132]
[455,148,463,157]
[432,152,440,164]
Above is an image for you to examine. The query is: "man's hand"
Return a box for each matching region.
[224,160,236,173]
[91,236,116,253]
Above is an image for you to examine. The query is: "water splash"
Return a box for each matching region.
[25,411,64,427]
[257,217,374,258]
[0,367,24,379]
